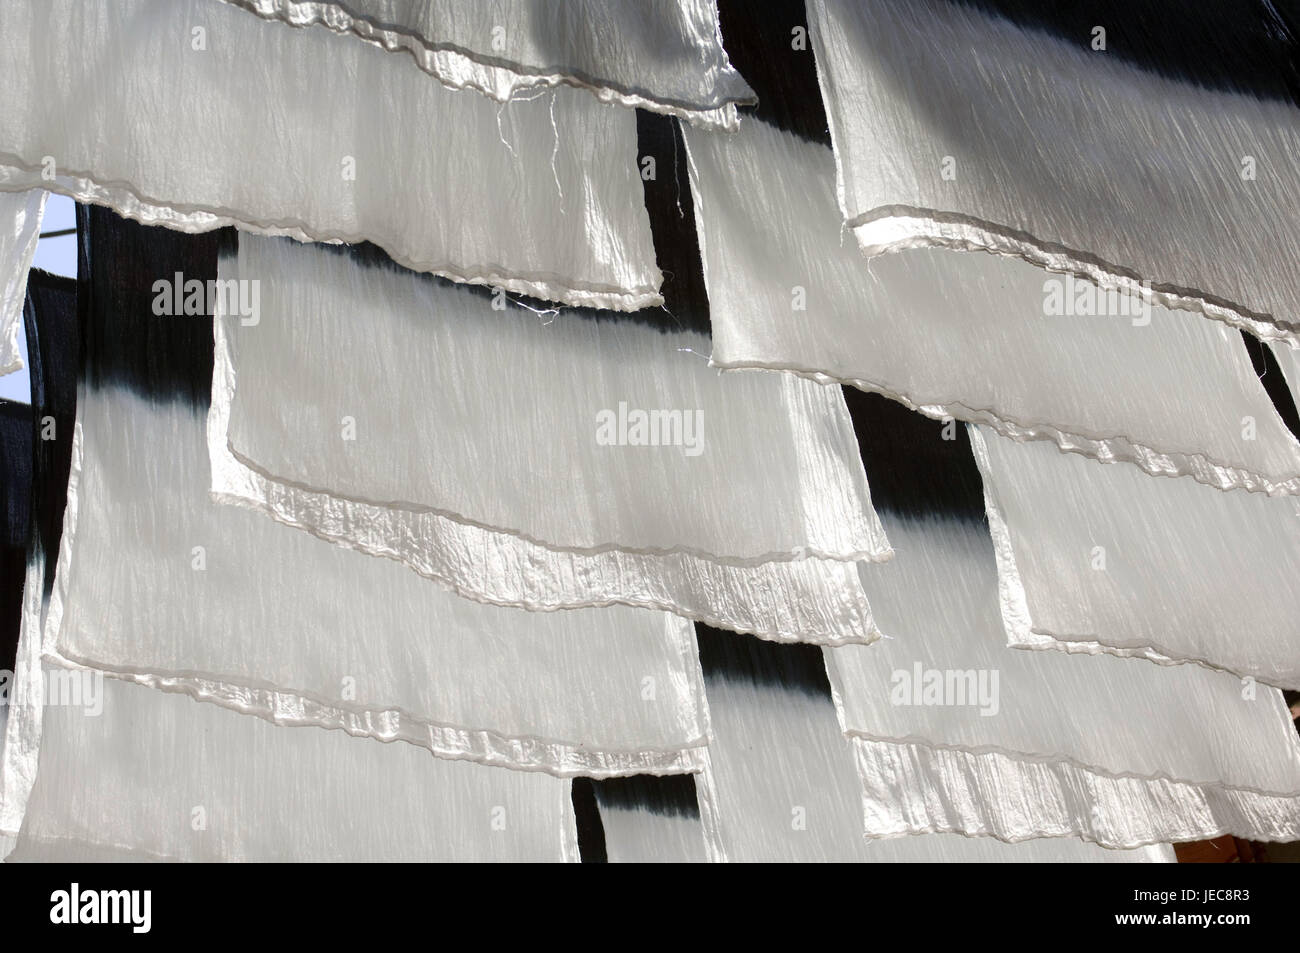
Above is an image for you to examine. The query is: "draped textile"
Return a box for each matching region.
[211,235,890,644]
[807,0,1300,344]
[971,425,1300,690]
[0,190,43,375]
[0,0,660,310]
[219,0,756,130]
[684,116,1300,495]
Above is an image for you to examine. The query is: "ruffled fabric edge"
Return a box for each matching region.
[707,356,1300,497]
[969,425,1300,691]
[46,404,712,779]
[218,0,757,131]
[210,316,885,646]
[851,736,1300,849]
[0,170,662,313]
[0,189,45,376]
[849,211,1300,346]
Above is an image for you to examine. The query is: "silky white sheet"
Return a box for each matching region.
[808,0,1300,343]
[971,426,1300,690]
[7,666,579,862]
[219,0,755,130]
[0,0,660,310]
[0,190,43,376]
[684,116,1300,495]
[699,661,1172,862]
[212,236,890,644]
[830,513,1300,847]
[43,385,709,778]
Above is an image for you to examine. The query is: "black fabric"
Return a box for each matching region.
[0,399,32,674]
[1245,333,1300,442]
[23,269,78,606]
[592,772,701,820]
[570,778,608,863]
[696,621,832,700]
[718,0,829,145]
[843,387,988,524]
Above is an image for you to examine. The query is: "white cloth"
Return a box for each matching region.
[43,384,709,778]
[7,666,578,862]
[212,236,890,645]
[0,190,43,375]
[219,0,755,130]
[683,116,1300,495]
[830,514,1300,847]
[808,0,1300,344]
[971,425,1300,690]
[0,0,660,310]
[699,661,1172,862]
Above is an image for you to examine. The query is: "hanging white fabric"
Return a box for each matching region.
[218,0,756,130]
[211,236,890,645]
[683,116,1300,495]
[830,513,1300,847]
[806,0,1300,345]
[0,190,43,375]
[5,663,579,862]
[0,0,661,311]
[40,384,711,778]
[971,426,1300,691]
[697,655,1173,862]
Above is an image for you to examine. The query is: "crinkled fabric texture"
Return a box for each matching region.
[807,0,1300,344]
[212,236,889,644]
[220,0,756,130]
[7,667,578,862]
[49,385,709,778]
[684,117,1300,495]
[0,0,660,311]
[0,190,43,376]
[829,513,1300,847]
[700,653,1171,862]
[971,426,1300,690]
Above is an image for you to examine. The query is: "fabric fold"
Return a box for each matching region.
[684,115,1300,496]
[829,512,1300,848]
[6,661,579,862]
[211,235,889,644]
[807,0,1300,344]
[0,190,43,376]
[218,0,756,130]
[45,383,711,778]
[0,0,660,310]
[970,425,1300,690]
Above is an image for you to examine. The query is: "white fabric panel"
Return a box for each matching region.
[45,385,708,778]
[700,666,1170,862]
[0,556,43,836]
[0,0,660,311]
[971,426,1300,690]
[220,0,756,130]
[808,0,1300,344]
[829,514,1300,847]
[212,236,889,645]
[0,190,43,375]
[683,116,1300,495]
[7,668,578,862]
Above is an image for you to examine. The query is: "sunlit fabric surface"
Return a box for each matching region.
[684,117,1300,495]
[591,776,709,863]
[0,0,661,311]
[971,426,1300,690]
[807,0,1300,344]
[0,190,42,375]
[696,630,1172,862]
[44,386,709,777]
[211,235,889,644]
[5,667,578,862]
[830,513,1300,847]
[219,0,756,130]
